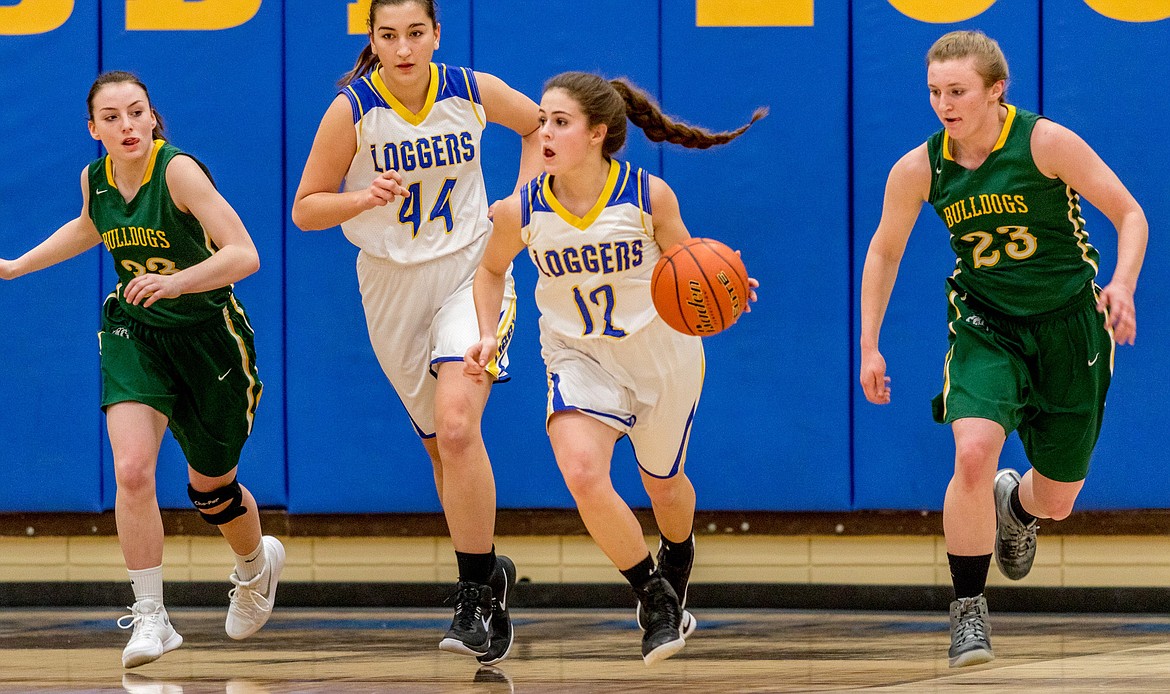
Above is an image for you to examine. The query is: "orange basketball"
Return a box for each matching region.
[651,237,750,336]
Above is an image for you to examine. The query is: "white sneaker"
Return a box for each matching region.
[118,599,183,668]
[225,536,285,639]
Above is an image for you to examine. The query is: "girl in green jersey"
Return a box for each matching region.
[859,31,1147,667]
[0,72,283,668]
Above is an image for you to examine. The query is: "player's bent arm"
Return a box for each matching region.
[477,71,543,190]
[159,156,259,297]
[648,176,691,252]
[1,167,103,280]
[473,193,526,342]
[859,145,930,352]
[292,96,380,231]
[1032,120,1148,292]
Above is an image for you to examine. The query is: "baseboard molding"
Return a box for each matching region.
[3,582,1167,613]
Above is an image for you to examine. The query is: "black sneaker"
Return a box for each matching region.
[635,575,685,665]
[439,581,493,656]
[477,555,517,665]
[637,538,697,637]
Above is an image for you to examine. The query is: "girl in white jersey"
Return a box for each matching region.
[291,0,541,665]
[465,72,762,664]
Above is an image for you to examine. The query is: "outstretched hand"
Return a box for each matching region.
[1097,281,1137,345]
[463,337,500,385]
[0,259,14,280]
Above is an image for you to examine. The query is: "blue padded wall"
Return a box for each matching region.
[0,1,102,511]
[1041,1,1170,508]
[661,2,851,510]
[1,1,1168,513]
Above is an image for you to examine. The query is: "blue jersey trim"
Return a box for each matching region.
[435,64,482,105]
[549,373,636,428]
[634,400,697,479]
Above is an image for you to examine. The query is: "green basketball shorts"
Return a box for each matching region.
[931,283,1113,482]
[99,294,263,477]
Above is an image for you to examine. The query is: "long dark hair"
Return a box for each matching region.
[86,71,166,141]
[544,72,766,155]
[338,0,438,87]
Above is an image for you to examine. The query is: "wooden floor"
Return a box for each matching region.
[1,607,1169,692]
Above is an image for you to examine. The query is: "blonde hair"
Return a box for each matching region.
[927,30,1010,103]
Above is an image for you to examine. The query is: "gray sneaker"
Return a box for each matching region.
[948,595,994,667]
[994,468,1038,580]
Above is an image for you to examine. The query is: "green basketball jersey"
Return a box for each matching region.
[926,106,1099,316]
[88,140,230,328]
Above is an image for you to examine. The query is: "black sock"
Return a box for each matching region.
[456,547,496,585]
[948,553,991,599]
[660,532,695,568]
[620,554,657,591]
[1010,486,1038,525]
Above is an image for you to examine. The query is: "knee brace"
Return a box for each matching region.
[187,478,247,525]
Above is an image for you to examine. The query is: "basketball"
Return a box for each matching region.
[651,237,750,336]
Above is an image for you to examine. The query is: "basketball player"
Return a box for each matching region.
[290,0,541,664]
[859,30,1146,667]
[464,72,761,664]
[0,71,283,668]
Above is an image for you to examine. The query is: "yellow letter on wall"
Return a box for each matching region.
[1084,0,1170,22]
[0,0,73,35]
[125,0,261,31]
[887,0,996,23]
[696,0,813,27]
[349,0,371,35]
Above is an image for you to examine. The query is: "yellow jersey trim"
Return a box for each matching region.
[461,67,485,127]
[104,139,165,190]
[943,104,1016,162]
[543,159,620,231]
[371,63,439,126]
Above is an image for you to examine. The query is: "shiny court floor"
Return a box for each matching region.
[1,608,1169,692]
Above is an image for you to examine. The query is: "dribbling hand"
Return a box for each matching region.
[463,337,499,385]
[364,170,409,209]
[860,349,891,405]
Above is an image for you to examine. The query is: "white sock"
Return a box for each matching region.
[234,539,267,582]
[128,566,164,604]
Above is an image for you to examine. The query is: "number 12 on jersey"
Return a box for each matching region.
[398,178,457,237]
[573,284,627,338]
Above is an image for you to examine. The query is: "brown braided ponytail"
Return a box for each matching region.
[544,72,766,156]
[337,0,438,87]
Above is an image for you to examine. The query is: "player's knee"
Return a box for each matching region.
[643,474,686,506]
[559,459,609,498]
[187,478,247,526]
[114,456,156,496]
[1034,495,1076,521]
[952,442,998,488]
[434,411,477,453]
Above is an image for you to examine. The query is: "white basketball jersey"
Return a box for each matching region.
[340,63,489,264]
[520,159,661,340]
